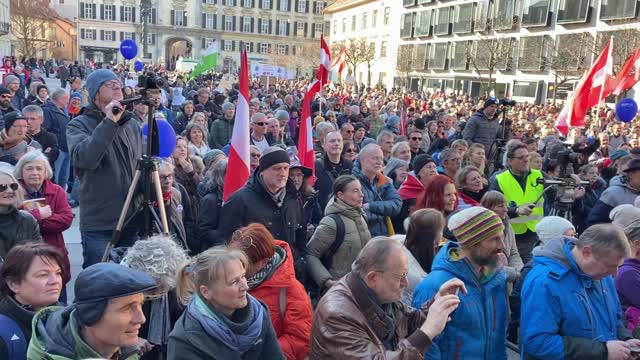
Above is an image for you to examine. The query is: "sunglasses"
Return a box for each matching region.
[254,122,267,126]
[411,137,422,141]
[345,130,354,133]
[0,183,19,192]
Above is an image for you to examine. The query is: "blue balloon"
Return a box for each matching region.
[616,98,638,123]
[141,119,177,158]
[120,40,138,60]
[134,60,144,72]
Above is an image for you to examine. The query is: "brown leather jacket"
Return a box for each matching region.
[309,271,433,360]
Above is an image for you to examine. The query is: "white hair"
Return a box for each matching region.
[14,150,53,180]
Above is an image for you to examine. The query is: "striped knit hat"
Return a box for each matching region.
[449,207,505,248]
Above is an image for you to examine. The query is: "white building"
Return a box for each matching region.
[76,0,327,72]
[324,0,399,89]
[400,0,640,103]
[0,0,10,60]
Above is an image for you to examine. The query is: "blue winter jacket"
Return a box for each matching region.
[42,102,70,152]
[520,237,631,360]
[352,167,401,237]
[412,242,508,360]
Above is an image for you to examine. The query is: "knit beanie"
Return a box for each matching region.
[534,216,575,244]
[70,92,82,100]
[449,207,504,248]
[483,97,499,109]
[387,115,400,127]
[353,122,366,132]
[4,75,18,86]
[275,110,289,121]
[610,149,629,162]
[412,154,435,175]
[259,146,290,170]
[0,87,10,96]
[610,204,640,230]
[86,69,118,102]
[384,158,409,178]
[222,102,234,112]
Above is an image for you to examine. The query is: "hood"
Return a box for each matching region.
[430,241,506,286]
[324,196,365,219]
[30,306,140,359]
[531,236,594,283]
[398,173,424,200]
[531,236,573,269]
[258,240,296,288]
[609,175,624,187]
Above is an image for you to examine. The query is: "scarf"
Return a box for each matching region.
[188,293,264,353]
[152,190,172,207]
[258,175,286,208]
[246,246,286,290]
[147,293,171,346]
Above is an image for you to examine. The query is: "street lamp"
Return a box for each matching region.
[140,0,152,58]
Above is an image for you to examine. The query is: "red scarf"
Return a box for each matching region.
[152,191,172,207]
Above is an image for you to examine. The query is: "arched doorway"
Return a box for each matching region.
[165,37,192,70]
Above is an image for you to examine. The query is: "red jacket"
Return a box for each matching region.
[249,240,313,360]
[22,179,73,284]
[398,173,424,201]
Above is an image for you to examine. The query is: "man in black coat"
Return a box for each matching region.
[314,130,352,212]
[22,105,58,169]
[42,88,70,190]
[218,146,306,262]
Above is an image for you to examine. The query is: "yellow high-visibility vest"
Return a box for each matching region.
[496,169,545,235]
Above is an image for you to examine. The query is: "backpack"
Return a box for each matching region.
[0,314,27,360]
[320,213,346,270]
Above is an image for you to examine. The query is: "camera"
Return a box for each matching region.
[500,98,517,107]
[138,71,167,90]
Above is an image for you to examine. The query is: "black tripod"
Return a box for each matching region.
[486,108,509,175]
[101,90,169,262]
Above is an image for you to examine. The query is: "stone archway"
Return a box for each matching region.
[165,37,193,70]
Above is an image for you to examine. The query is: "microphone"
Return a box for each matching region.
[112,96,144,116]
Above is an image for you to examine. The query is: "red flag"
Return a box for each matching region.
[317,35,331,84]
[611,48,640,95]
[568,39,613,128]
[297,85,316,184]
[223,50,250,201]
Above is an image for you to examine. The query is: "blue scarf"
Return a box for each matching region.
[187,293,264,353]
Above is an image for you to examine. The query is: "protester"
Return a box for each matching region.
[437,147,462,180]
[413,207,509,360]
[310,237,465,359]
[185,123,210,157]
[172,136,203,217]
[384,157,409,190]
[42,89,70,189]
[22,105,58,170]
[314,131,352,212]
[209,102,235,149]
[196,158,227,251]
[463,97,500,152]
[152,160,192,250]
[288,154,321,233]
[520,224,640,359]
[28,262,157,359]
[588,158,640,225]
[456,165,488,209]
[66,69,142,268]
[172,101,194,135]
[0,243,64,359]
[412,174,458,219]
[228,223,313,360]
[168,246,284,359]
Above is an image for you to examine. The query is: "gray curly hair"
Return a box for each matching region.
[121,234,189,291]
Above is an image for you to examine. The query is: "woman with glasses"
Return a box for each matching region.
[169,246,284,360]
[307,175,371,291]
[249,145,261,173]
[14,151,72,303]
[341,140,357,163]
[0,168,42,260]
[228,223,313,360]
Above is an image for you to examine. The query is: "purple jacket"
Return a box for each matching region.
[615,258,640,309]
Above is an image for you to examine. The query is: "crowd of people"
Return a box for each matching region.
[0,58,639,360]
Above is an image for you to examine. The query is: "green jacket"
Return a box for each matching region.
[209,116,233,149]
[27,306,140,360]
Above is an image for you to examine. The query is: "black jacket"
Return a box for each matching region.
[196,185,224,252]
[31,128,59,169]
[0,207,42,259]
[314,157,353,213]
[0,295,35,359]
[42,102,70,152]
[218,169,307,260]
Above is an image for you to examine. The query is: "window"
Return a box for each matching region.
[452,3,474,34]
[341,18,346,33]
[297,22,305,36]
[361,13,367,29]
[224,0,235,5]
[413,44,428,71]
[380,40,387,57]
[278,20,287,35]
[314,23,323,37]
[123,32,134,40]
[104,31,114,41]
[85,29,95,39]
[297,0,306,12]
[260,43,269,53]
[372,10,378,27]
[146,34,154,45]
[224,40,233,51]
[556,0,590,23]
[262,0,271,8]
[104,5,113,20]
[174,10,185,26]
[492,0,516,29]
[243,17,252,32]
[400,13,414,38]
[556,33,592,71]
[601,0,637,20]
[277,44,287,54]
[450,42,469,70]
[225,16,234,31]
[414,10,431,36]
[434,7,450,35]
[205,0,215,4]
[383,7,390,25]
[429,42,448,69]
[379,72,386,85]
[244,0,252,7]
[206,13,216,29]
[122,6,134,22]
[475,0,490,32]
[333,20,337,34]
[280,0,289,11]
[404,0,416,6]
[521,0,551,26]
[83,3,95,19]
[513,81,539,97]
[261,18,270,33]
[142,9,157,25]
[351,15,356,31]
[315,1,324,14]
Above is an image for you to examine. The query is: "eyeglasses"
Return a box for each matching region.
[254,122,267,126]
[250,153,261,158]
[510,155,529,161]
[345,148,356,153]
[377,270,408,282]
[159,174,173,181]
[0,183,19,192]
[102,81,121,90]
[410,137,422,141]
[0,94,11,99]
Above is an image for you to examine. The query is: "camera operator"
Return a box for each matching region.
[66,69,143,268]
[462,98,500,153]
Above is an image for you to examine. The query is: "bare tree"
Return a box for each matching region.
[465,34,515,94]
[265,42,318,79]
[542,33,593,104]
[10,0,57,59]
[331,38,375,91]
[395,44,414,90]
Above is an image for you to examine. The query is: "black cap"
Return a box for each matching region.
[483,97,499,109]
[0,87,11,96]
[624,159,640,173]
[413,154,435,174]
[4,111,27,132]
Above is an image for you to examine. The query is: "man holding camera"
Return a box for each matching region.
[67,69,143,268]
[463,97,500,153]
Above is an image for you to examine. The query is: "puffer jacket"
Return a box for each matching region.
[412,242,508,360]
[309,271,433,359]
[587,175,640,226]
[28,306,140,359]
[0,206,42,260]
[306,197,370,287]
[353,168,402,237]
[462,110,500,152]
[520,237,632,360]
[250,240,313,360]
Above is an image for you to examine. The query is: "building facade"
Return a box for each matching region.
[77,0,327,73]
[0,0,9,60]
[400,0,640,103]
[324,0,399,89]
